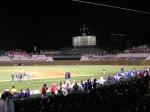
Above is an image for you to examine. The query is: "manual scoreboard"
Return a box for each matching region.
[73,36,96,47]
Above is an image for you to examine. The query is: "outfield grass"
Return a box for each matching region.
[0,65,148,93]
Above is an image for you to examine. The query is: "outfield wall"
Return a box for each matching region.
[1,60,150,66]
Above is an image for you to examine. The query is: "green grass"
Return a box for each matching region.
[0,65,148,93]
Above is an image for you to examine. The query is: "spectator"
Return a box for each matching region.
[92,79,97,90]
[41,83,48,99]
[80,80,85,92]
[58,82,63,95]
[84,80,88,93]
[87,79,92,93]
[132,68,137,76]
[5,92,15,112]
[137,71,142,79]
[10,86,17,95]
[1,90,15,112]
[50,83,57,95]
[0,94,7,112]
[73,82,78,93]
[62,81,69,96]
[98,77,105,84]
[24,88,30,98]
[18,89,24,98]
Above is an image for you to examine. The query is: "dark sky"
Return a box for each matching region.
[0,0,150,52]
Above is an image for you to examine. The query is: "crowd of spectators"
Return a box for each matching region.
[14,70,150,112]
[80,53,150,61]
[0,50,54,62]
[1,67,149,112]
[124,44,150,53]
[0,86,30,112]
[0,54,54,62]
[2,49,150,62]
[80,54,115,61]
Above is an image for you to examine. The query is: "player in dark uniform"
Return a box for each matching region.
[16,72,19,82]
[19,73,22,82]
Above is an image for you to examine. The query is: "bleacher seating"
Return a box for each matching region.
[0,55,54,62]
[80,53,150,61]
[0,56,11,61]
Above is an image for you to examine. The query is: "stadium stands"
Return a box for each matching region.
[0,55,53,62]
[80,53,150,61]
[1,46,150,62]
[0,56,11,61]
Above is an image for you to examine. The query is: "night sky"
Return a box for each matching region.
[0,0,150,52]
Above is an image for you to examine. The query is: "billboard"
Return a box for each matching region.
[73,36,96,47]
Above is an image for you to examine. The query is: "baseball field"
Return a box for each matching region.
[0,65,148,94]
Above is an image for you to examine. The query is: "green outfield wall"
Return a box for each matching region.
[1,60,150,66]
